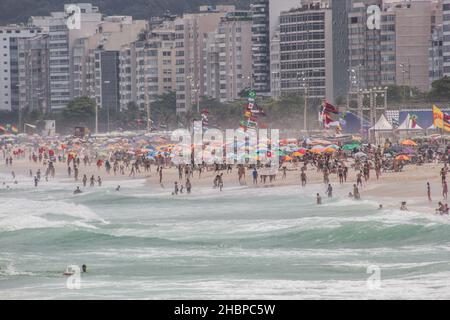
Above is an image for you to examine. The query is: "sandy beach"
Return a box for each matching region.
[0,155,444,213]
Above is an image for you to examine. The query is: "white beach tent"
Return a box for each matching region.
[397,113,424,139]
[370,114,393,131]
[397,114,423,130]
[369,114,394,144]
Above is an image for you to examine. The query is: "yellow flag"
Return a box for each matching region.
[433,104,450,132]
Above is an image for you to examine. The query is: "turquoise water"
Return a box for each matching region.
[1,174,450,299]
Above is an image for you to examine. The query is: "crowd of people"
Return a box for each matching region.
[2,135,450,215]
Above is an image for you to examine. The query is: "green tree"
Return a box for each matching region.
[387,84,421,103]
[23,109,44,124]
[62,97,96,128]
[428,76,450,101]
[150,91,177,129]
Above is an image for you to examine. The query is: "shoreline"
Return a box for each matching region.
[0,157,446,214]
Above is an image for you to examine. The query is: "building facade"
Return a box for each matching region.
[203,11,253,102]
[251,0,271,94]
[277,0,349,103]
[17,34,50,114]
[0,25,43,111]
[175,6,235,113]
[349,0,442,93]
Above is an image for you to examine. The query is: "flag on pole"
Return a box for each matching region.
[432,105,450,132]
[320,101,340,128]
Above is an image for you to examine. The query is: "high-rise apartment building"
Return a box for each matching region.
[203,11,253,102]
[350,0,442,93]
[442,0,450,77]
[175,6,235,113]
[0,25,43,111]
[277,0,349,103]
[30,3,102,111]
[251,0,271,94]
[17,34,50,114]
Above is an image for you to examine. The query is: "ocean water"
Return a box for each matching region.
[1,173,450,299]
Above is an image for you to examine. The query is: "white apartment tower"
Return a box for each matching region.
[174,6,235,113]
[203,11,253,102]
[0,25,43,111]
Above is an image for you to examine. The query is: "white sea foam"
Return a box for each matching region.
[0,198,106,231]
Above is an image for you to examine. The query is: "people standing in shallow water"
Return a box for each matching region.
[400,201,409,211]
[90,175,95,187]
[327,184,333,198]
[252,168,258,185]
[186,179,191,194]
[218,173,224,191]
[353,184,361,200]
[82,174,87,187]
[316,193,322,205]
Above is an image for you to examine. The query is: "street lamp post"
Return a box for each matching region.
[103,80,111,133]
[146,101,151,133]
[186,75,200,113]
[399,59,411,102]
[95,104,99,134]
[297,71,308,133]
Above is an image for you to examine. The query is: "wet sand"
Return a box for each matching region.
[0,156,446,214]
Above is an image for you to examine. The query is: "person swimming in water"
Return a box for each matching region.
[116,185,121,191]
[73,186,82,194]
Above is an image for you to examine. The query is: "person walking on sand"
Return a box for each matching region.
[443,180,448,200]
[427,182,432,202]
[159,167,163,184]
[301,170,307,187]
[338,166,344,184]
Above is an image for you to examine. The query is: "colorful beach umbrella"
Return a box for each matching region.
[401,139,417,146]
[342,143,360,150]
[395,155,410,161]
